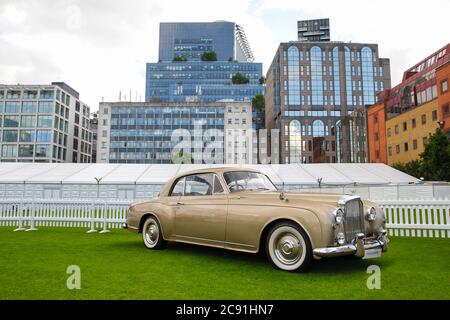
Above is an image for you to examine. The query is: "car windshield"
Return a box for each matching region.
[223,171,278,193]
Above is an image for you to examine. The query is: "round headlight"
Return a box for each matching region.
[335,208,344,225]
[367,207,377,222]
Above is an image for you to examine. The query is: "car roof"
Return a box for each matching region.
[174,167,261,178]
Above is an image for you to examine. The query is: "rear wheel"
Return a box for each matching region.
[266,222,313,272]
[142,216,167,250]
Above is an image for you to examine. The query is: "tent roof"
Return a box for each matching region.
[0,163,420,186]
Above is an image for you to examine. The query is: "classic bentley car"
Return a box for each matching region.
[124,167,388,272]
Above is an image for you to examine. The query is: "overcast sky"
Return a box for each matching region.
[1,0,449,111]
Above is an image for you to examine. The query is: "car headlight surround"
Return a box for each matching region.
[336,232,346,245]
[334,208,344,225]
[366,207,377,222]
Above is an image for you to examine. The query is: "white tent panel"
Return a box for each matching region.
[0,163,59,182]
[301,164,354,185]
[270,165,317,185]
[26,163,90,183]
[63,164,120,184]
[0,163,29,178]
[357,163,418,184]
[328,164,388,185]
[137,164,180,183]
[101,164,149,184]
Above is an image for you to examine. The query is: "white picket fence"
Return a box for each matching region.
[0,198,449,238]
[378,199,450,238]
[0,199,130,233]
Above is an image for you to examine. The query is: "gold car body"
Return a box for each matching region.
[125,167,388,259]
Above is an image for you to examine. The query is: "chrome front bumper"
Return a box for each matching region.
[313,232,389,258]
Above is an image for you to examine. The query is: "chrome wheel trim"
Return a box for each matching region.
[143,218,159,248]
[268,226,306,271]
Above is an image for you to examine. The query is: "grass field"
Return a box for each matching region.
[0,227,448,300]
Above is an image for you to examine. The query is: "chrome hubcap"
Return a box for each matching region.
[274,233,302,265]
[145,222,159,245]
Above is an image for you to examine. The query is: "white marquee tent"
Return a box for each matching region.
[0,163,436,201]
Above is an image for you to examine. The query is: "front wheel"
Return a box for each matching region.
[266,222,313,272]
[142,216,167,249]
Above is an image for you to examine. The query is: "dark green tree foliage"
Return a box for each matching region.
[173,56,187,62]
[259,76,266,85]
[252,93,265,111]
[393,129,450,181]
[201,51,217,61]
[393,160,422,179]
[232,72,250,84]
[419,129,450,181]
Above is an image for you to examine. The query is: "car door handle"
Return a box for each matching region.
[177,202,185,205]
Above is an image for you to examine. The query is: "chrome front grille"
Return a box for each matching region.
[344,197,365,242]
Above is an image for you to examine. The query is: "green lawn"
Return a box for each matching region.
[0,227,448,300]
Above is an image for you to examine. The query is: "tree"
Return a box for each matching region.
[419,129,450,181]
[252,94,265,128]
[252,93,265,111]
[231,72,250,84]
[393,160,422,179]
[171,150,194,164]
[201,51,217,61]
[173,56,187,62]
[259,76,266,85]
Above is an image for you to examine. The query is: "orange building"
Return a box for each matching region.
[367,44,450,164]
[436,61,450,137]
[367,94,388,163]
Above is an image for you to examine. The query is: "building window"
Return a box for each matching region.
[395,125,399,134]
[387,128,391,137]
[396,145,400,154]
[403,122,407,131]
[374,132,379,141]
[442,79,448,93]
[388,146,392,156]
[404,142,409,152]
[432,110,438,121]
[374,115,378,124]
[423,136,428,146]
[310,46,324,106]
[413,139,418,150]
[102,130,107,137]
[444,104,449,116]
[312,120,325,137]
[289,120,302,163]
[287,46,300,105]
[412,118,416,128]
[361,47,375,105]
[421,114,427,125]
[375,150,380,159]
[2,144,18,158]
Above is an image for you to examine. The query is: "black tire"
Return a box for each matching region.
[265,221,313,272]
[142,216,167,250]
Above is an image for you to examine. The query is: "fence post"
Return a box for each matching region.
[99,201,110,234]
[13,201,26,232]
[26,200,38,231]
[87,200,98,234]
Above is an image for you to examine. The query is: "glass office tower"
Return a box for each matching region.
[145,21,264,103]
[145,61,263,102]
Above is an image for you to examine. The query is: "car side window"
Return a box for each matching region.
[170,177,185,197]
[184,174,213,196]
[213,175,224,194]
